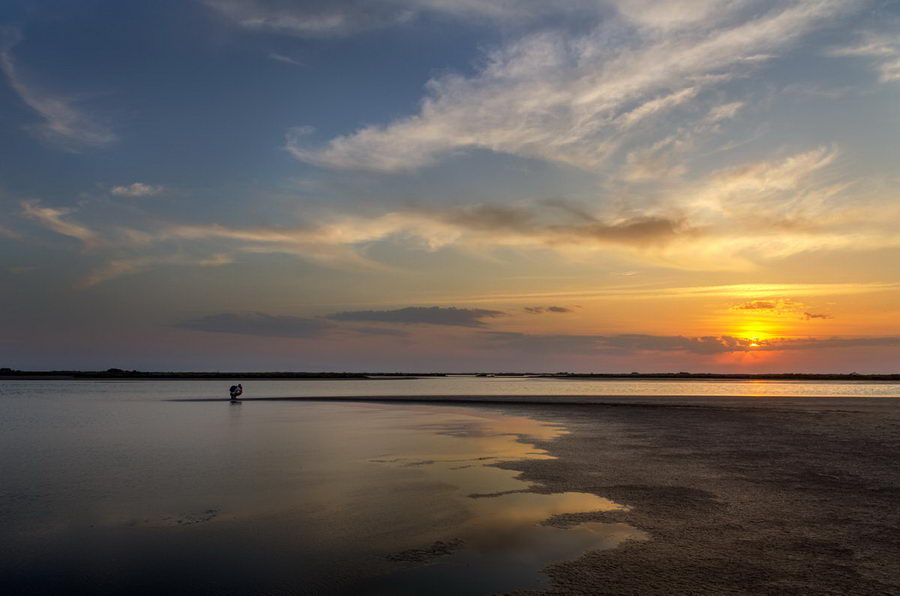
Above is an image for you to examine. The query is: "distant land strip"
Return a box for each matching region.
[1,369,899,381]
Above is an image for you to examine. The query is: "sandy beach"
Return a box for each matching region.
[492,397,900,595]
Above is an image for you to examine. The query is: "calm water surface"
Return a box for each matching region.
[0,379,650,595]
[2,377,896,594]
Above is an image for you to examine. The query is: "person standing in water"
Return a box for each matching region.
[229,383,243,401]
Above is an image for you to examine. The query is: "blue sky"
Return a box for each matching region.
[2,0,899,372]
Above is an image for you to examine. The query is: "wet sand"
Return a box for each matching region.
[180,394,900,593]
[495,398,900,595]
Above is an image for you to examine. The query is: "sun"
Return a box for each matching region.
[732,322,779,347]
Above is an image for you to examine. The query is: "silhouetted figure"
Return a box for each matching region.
[229,383,243,401]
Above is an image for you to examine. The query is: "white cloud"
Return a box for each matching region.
[20,200,100,247]
[705,101,745,123]
[0,29,117,149]
[110,183,166,197]
[26,140,900,287]
[288,1,853,173]
[268,52,302,65]
[612,0,748,31]
[831,33,900,82]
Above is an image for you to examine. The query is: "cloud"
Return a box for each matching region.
[344,326,409,337]
[289,1,853,172]
[177,312,334,338]
[731,298,834,320]
[524,306,572,314]
[483,331,759,354]
[79,254,233,287]
[427,282,900,307]
[42,173,900,287]
[830,32,900,82]
[731,298,807,312]
[143,203,691,272]
[0,28,116,149]
[482,331,900,354]
[734,300,779,310]
[268,52,302,65]
[110,183,166,197]
[205,0,599,38]
[0,222,22,240]
[327,306,505,327]
[802,311,832,320]
[762,336,900,350]
[20,200,100,247]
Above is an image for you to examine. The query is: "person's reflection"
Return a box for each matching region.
[228,395,243,437]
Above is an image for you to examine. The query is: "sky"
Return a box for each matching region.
[1,0,899,373]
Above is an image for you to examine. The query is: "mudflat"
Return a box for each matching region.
[493,397,900,595]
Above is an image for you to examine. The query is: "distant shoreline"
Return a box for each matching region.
[1,370,898,381]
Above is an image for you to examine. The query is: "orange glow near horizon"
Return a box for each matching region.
[731,321,780,343]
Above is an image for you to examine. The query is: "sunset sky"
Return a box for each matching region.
[2,0,899,372]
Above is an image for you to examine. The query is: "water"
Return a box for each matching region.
[5,375,897,403]
[0,380,648,595]
[2,377,897,594]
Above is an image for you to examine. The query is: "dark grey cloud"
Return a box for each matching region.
[735,300,778,310]
[524,306,572,314]
[802,312,833,320]
[345,325,409,337]
[328,306,505,328]
[177,312,333,338]
[761,336,900,351]
[481,332,900,355]
[483,332,756,354]
[432,203,687,248]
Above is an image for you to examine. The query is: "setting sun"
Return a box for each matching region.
[733,323,779,343]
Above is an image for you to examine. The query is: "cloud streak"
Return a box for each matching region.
[483,331,900,354]
[20,200,100,247]
[831,32,900,82]
[731,298,833,320]
[289,1,853,172]
[0,29,116,149]
[206,0,600,38]
[328,306,505,327]
[524,306,572,314]
[79,254,233,288]
[110,183,166,197]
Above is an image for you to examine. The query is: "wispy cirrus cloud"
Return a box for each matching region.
[426,282,900,306]
[20,200,100,247]
[21,159,900,287]
[830,32,900,82]
[0,29,116,149]
[79,254,233,288]
[268,52,302,66]
[205,0,600,38]
[328,306,505,327]
[288,1,853,173]
[110,183,166,197]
